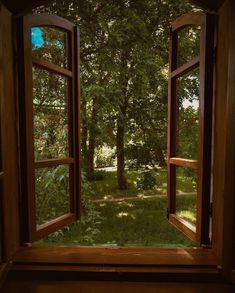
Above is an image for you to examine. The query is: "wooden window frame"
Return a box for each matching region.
[167,12,215,245]
[17,14,81,243]
[14,13,217,260]
[6,6,234,279]
[10,11,219,272]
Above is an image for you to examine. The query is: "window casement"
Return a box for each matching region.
[17,14,81,243]
[167,11,215,245]
[16,11,215,248]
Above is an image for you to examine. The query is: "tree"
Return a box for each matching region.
[36,0,197,189]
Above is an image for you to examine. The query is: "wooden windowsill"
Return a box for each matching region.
[12,246,218,269]
[0,263,11,287]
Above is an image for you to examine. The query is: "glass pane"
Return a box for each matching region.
[35,165,70,226]
[176,166,197,226]
[31,27,69,68]
[177,26,200,68]
[33,67,69,160]
[176,68,199,160]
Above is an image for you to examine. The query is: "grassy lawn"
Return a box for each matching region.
[38,196,196,247]
[37,168,197,247]
[87,168,195,200]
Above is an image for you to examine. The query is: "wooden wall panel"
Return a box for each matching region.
[0,5,20,260]
[221,0,235,279]
[3,279,235,293]
[211,0,229,261]
[192,0,224,10]
[212,0,235,280]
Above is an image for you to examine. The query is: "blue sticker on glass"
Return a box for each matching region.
[31,27,44,49]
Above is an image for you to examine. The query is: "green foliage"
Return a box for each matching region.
[33,67,68,161]
[95,147,116,168]
[136,170,157,190]
[36,165,69,225]
[85,170,107,181]
[33,0,201,246]
[37,0,197,171]
[38,168,197,246]
[39,174,103,245]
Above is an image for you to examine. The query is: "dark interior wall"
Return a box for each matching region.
[212,0,229,262]
[0,0,234,290]
[220,0,235,278]
[212,0,235,278]
[3,279,235,293]
[0,4,20,260]
[192,0,224,10]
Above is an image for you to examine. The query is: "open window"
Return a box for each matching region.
[16,10,215,246]
[17,14,81,243]
[167,12,215,245]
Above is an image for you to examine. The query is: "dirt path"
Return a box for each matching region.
[92,192,195,203]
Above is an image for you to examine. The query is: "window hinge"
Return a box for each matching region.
[209,202,213,218]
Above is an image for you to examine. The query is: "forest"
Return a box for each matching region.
[32,0,200,246]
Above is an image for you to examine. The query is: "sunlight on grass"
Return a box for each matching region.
[177,210,196,225]
[37,168,198,247]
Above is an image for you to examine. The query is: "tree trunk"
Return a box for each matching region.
[81,98,88,171]
[117,112,127,190]
[154,148,166,167]
[87,135,95,177]
[86,97,99,179]
[116,52,130,190]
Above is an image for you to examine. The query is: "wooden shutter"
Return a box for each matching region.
[167,12,215,245]
[17,14,81,243]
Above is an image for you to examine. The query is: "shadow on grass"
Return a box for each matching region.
[38,196,197,248]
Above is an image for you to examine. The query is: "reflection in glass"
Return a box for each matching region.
[177,26,200,68]
[31,27,68,68]
[176,166,197,226]
[33,67,69,160]
[176,68,199,160]
[35,165,70,226]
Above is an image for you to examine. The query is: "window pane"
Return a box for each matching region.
[176,166,197,226]
[35,165,70,226]
[177,26,200,68]
[176,68,199,160]
[33,67,69,160]
[31,27,69,68]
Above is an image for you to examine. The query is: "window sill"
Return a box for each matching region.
[12,246,218,268]
[0,263,11,287]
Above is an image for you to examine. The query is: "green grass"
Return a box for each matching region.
[37,196,196,247]
[176,194,197,225]
[36,168,197,247]
[87,168,195,200]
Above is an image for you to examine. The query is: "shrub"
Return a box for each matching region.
[85,170,106,181]
[40,173,104,245]
[136,170,157,190]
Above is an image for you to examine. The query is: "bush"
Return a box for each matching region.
[95,147,115,168]
[43,174,104,245]
[136,170,157,190]
[85,170,106,181]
